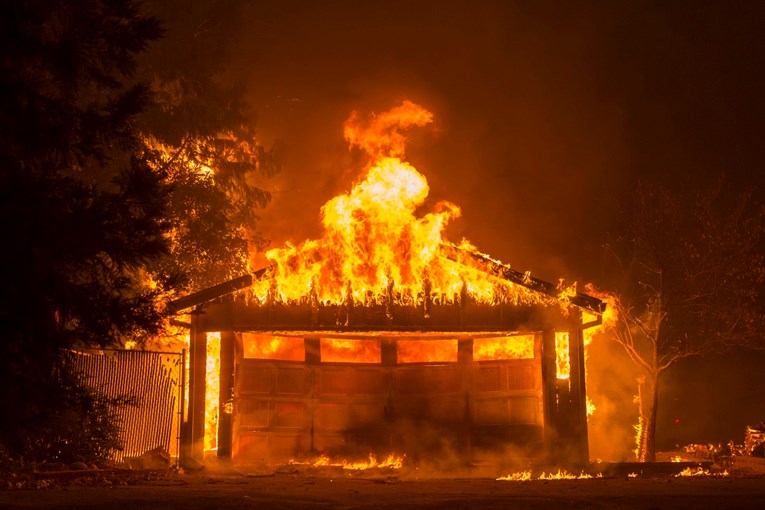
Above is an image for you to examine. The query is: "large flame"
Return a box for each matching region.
[205,332,221,453]
[251,101,542,307]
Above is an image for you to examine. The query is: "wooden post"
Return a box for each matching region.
[186,315,207,465]
[304,337,321,453]
[568,324,589,465]
[457,339,473,456]
[381,338,397,366]
[540,329,558,461]
[217,330,236,460]
[304,338,321,365]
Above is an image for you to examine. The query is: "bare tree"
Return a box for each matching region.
[603,180,765,462]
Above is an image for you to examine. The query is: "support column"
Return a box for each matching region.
[381,338,397,367]
[217,330,235,460]
[568,324,589,465]
[186,316,207,466]
[540,329,558,461]
[304,338,320,453]
[457,339,474,455]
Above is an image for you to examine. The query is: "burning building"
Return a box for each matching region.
[169,101,605,469]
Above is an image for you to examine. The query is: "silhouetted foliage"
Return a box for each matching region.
[0,0,167,465]
[139,0,281,292]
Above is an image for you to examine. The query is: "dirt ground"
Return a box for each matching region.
[1,468,764,510]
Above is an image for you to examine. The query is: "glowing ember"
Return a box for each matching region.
[205,332,221,452]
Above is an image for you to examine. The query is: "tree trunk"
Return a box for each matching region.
[643,373,659,462]
[636,376,647,461]
[635,373,659,462]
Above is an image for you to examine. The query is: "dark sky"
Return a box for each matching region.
[232,0,764,287]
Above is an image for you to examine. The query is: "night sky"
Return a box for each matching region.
[220,1,765,452]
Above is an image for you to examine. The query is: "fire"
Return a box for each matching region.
[250,101,551,309]
[555,332,570,380]
[397,339,457,363]
[321,338,381,363]
[633,401,644,460]
[675,467,712,477]
[497,470,532,481]
[290,453,405,471]
[473,335,535,361]
[497,469,596,481]
[242,333,304,361]
[586,397,596,416]
[205,332,221,452]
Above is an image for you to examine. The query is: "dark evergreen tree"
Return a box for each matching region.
[0,0,168,464]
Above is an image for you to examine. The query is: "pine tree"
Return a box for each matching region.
[0,0,167,464]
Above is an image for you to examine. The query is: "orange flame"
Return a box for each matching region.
[321,338,381,363]
[497,469,597,481]
[251,101,549,308]
[205,332,221,453]
[290,453,405,470]
[555,332,570,380]
[473,335,535,361]
[242,333,304,361]
[675,467,718,477]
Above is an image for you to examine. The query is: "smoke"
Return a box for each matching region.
[585,329,644,462]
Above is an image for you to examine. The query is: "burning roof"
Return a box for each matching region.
[169,101,604,318]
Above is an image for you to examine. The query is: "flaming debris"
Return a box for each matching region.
[675,467,729,478]
[289,453,405,471]
[497,469,597,481]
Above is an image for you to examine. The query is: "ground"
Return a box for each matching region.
[1,468,765,510]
